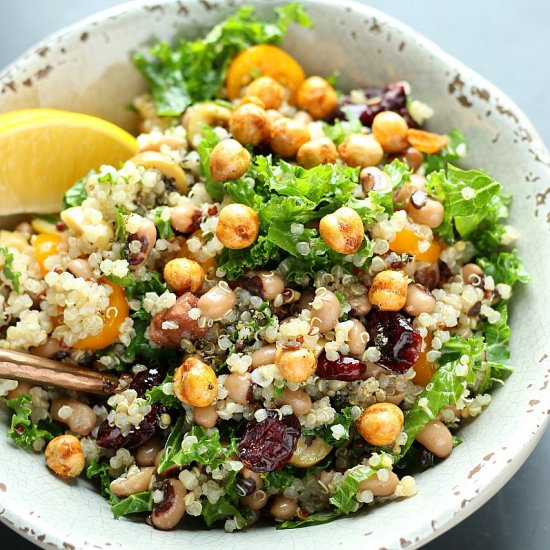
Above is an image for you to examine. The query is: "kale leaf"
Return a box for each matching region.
[62,176,88,209]
[111,492,154,519]
[134,4,311,116]
[423,128,467,175]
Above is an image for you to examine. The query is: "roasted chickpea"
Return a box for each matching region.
[197,282,237,320]
[173,356,218,408]
[245,76,286,109]
[45,434,85,478]
[237,95,266,109]
[356,402,404,446]
[368,269,408,311]
[319,206,364,254]
[209,139,251,182]
[338,134,384,168]
[372,111,409,152]
[229,103,270,146]
[276,347,317,383]
[163,258,205,294]
[296,76,338,119]
[296,137,338,168]
[269,118,310,157]
[405,191,445,228]
[216,203,260,249]
[293,110,313,125]
[265,109,284,127]
[360,166,391,194]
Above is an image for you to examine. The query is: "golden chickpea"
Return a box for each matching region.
[163,258,205,294]
[368,269,408,311]
[265,109,284,128]
[237,95,266,109]
[293,110,313,125]
[216,203,260,249]
[319,206,364,254]
[229,103,270,146]
[45,434,85,478]
[269,118,310,158]
[297,76,338,120]
[296,137,338,168]
[338,134,384,168]
[173,356,218,408]
[209,139,251,182]
[356,402,404,446]
[245,76,286,110]
[372,111,409,153]
[276,347,317,383]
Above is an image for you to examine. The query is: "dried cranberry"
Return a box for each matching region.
[316,354,366,381]
[364,311,422,374]
[380,84,407,112]
[130,368,164,397]
[96,404,161,450]
[238,411,301,473]
[359,103,384,126]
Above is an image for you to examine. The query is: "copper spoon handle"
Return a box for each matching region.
[0,349,119,395]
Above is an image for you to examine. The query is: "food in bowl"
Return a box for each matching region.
[0,3,528,532]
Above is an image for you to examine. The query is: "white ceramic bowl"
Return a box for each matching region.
[0,1,549,548]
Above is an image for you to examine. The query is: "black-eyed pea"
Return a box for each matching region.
[224,372,252,406]
[319,206,364,254]
[461,263,484,286]
[173,357,218,408]
[229,103,270,146]
[296,137,338,168]
[310,288,340,333]
[50,397,97,436]
[163,258,205,294]
[338,134,383,168]
[388,146,424,172]
[251,344,276,369]
[45,434,85,478]
[246,77,285,110]
[30,337,67,359]
[415,420,453,458]
[269,495,298,521]
[242,271,285,301]
[136,437,164,467]
[236,466,263,496]
[240,489,268,510]
[216,203,259,249]
[197,282,237,320]
[126,217,157,270]
[276,348,317,383]
[66,258,93,279]
[372,111,409,152]
[209,139,251,182]
[358,470,400,496]
[406,191,445,228]
[348,318,368,356]
[356,403,404,446]
[110,467,156,498]
[275,388,312,415]
[193,405,218,429]
[368,270,408,311]
[269,118,310,158]
[360,166,391,194]
[170,203,201,234]
[404,283,436,316]
[150,479,187,530]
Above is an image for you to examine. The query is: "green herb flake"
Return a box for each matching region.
[0,246,21,293]
[62,175,88,209]
[153,206,175,240]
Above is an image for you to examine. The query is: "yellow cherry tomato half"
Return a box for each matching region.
[33,233,63,276]
[389,227,442,263]
[73,279,129,351]
[226,45,305,103]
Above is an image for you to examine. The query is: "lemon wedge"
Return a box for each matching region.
[0,109,138,214]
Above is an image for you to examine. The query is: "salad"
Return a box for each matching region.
[0,3,528,532]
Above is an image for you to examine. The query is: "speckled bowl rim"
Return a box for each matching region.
[0,1,548,549]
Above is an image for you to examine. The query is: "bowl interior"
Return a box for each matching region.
[0,1,549,549]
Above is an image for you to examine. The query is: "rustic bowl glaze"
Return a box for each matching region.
[0,1,548,549]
